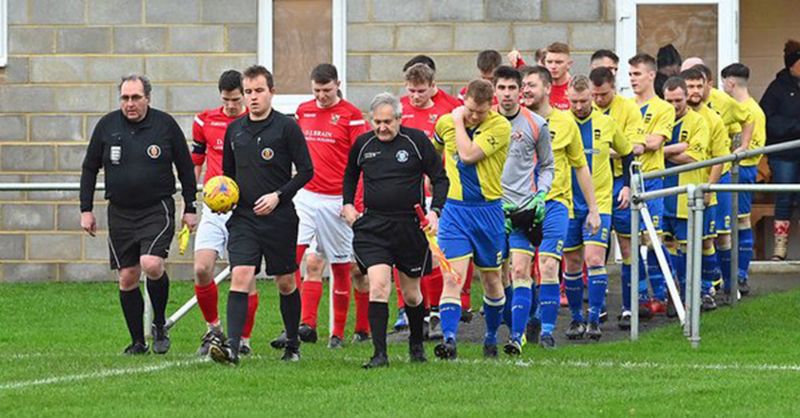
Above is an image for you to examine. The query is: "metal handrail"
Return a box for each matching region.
[0,183,199,192]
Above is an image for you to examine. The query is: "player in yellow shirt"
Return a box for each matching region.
[521,66,599,349]
[563,75,633,340]
[590,66,642,328]
[432,79,510,360]
[721,63,765,296]
[628,53,676,316]
[663,76,719,311]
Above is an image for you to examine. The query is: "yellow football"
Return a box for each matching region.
[202,175,239,213]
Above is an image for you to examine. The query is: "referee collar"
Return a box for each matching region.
[120,106,153,131]
[242,108,275,135]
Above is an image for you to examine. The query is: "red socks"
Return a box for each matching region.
[425,266,443,308]
[331,263,351,338]
[354,289,370,334]
[194,282,219,324]
[461,263,474,310]
[242,293,259,339]
[300,280,323,328]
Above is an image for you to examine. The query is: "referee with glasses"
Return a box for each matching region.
[342,93,448,369]
[80,74,198,356]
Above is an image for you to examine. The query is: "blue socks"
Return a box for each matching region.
[701,247,719,296]
[483,295,505,346]
[510,283,532,343]
[718,247,732,292]
[673,248,686,298]
[539,283,559,336]
[502,285,513,329]
[587,266,608,324]
[621,261,631,311]
[564,271,584,322]
[647,248,670,301]
[638,256,649,302]
[739,228,753,283]
[439,300,461,342]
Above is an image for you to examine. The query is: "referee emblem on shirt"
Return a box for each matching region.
[261,147,274,161]
[147,144,161,159]
[396,149,409,163]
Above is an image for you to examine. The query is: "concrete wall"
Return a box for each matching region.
[0,0,615,282]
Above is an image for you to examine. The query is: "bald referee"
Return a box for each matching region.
[80,74,198,355]
[343,93,448,369]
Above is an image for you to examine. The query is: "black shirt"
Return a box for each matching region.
[80,107,197,213]
[343,126,448,215]
[222,109,313,212]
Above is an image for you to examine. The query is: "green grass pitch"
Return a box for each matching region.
[1,280,799,416]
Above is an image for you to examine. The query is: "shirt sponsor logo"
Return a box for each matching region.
[210,121,227,127]
[363,151,381,159]
[147,144,161,159]
[396,149,409,163]
[261,147,274,161]
[303,113,317,118]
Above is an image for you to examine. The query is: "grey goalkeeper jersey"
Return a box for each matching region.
[500,107,555,207]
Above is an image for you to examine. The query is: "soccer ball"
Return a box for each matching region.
[203,175,239,213]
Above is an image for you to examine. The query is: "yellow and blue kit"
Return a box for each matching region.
[635,96,675,232]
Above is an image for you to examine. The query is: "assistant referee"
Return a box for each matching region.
[80,74,198,355]
[342,93,448,369]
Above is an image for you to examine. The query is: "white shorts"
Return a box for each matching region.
[195,205,231,257]
[294,188,353,264]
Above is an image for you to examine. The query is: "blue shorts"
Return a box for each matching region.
[738,165,757,218]
[662,206,717,243]
[716,172,732,234]
[438,199,505,271]
[612,177,631,236]
[539,200,569,260]
[639,177,664,232]
[505,229,535,258]
[564,213,612,251]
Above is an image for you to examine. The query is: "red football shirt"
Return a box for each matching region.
[400,96,457,139]
[432,89,462,108]
[192,106,247,183]
[550,80,570,111]
[295,99,369,196]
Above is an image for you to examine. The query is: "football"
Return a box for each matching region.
[202,175,239,213]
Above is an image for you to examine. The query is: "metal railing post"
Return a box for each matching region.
[690,187,705,349]
[630,170,641,341]
[684,185,696,337]
[730,135,741,306]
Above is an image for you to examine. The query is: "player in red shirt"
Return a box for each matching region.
[191,70,255,355]
[458,50,502,106]
[403,55,462,110]
[292,64,372,348]
[544,42,573,111]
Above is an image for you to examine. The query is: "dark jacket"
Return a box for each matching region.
[760,69,800,159]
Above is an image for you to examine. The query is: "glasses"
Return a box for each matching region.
[119,94,145,103]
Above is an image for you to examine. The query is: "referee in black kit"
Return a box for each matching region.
[80,74,198,355]
[342,93,448,369]
[208,65,313,365]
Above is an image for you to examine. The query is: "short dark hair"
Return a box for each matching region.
[628,53,657,71]
[218,70,243,93]
[243,65,274,89]
[591,49,619,64]
[589,67,615,87]
[663,76,687,94]
[521,65,552,87]
[691,64,713,82]
[477,50,502,73]
[403,55,436,72]
[119,74,152,98]
[721,63,750,81]
[310,63,338,84]
[492,65,522,87]
[679,68,705,82]
[405,63,435,85]
[464,79,495,105]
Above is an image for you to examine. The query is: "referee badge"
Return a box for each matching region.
[261,147,274,161]
[396,150,409,163]
[146,144,161,159]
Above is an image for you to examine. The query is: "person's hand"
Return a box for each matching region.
[182,212,199,232]
[451,106,466,125]
[341,204,360,226]
[80,211,96,237]
[253,192,280,216]
[507,49,522,67]
[704,192,712,207]
[617,186,630,210]
[632,144,645,156]
[586,209,601,235]
[531,191,547,225]
[424,211,439,235]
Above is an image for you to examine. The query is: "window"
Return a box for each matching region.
[258,0,346,114]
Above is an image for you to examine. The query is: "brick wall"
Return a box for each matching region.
[0,0,615,282]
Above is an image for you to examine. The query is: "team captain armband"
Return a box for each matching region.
[191,140,207,165]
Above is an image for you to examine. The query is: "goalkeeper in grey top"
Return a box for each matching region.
[492,66,554,356]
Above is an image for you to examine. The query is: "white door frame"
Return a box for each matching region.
[615,0,739,95]
[258,0,347,114]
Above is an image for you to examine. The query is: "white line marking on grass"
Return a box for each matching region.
[0,359,205,391]
[342,355,800,373]
[0,352,201,360]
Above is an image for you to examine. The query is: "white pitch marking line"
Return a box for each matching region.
[0,359,205,391]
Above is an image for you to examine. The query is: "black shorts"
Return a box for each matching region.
[352,212,431,278]
[107,198,175,270]
[226,205,299,276]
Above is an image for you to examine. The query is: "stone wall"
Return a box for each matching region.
[0,0,614,282]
